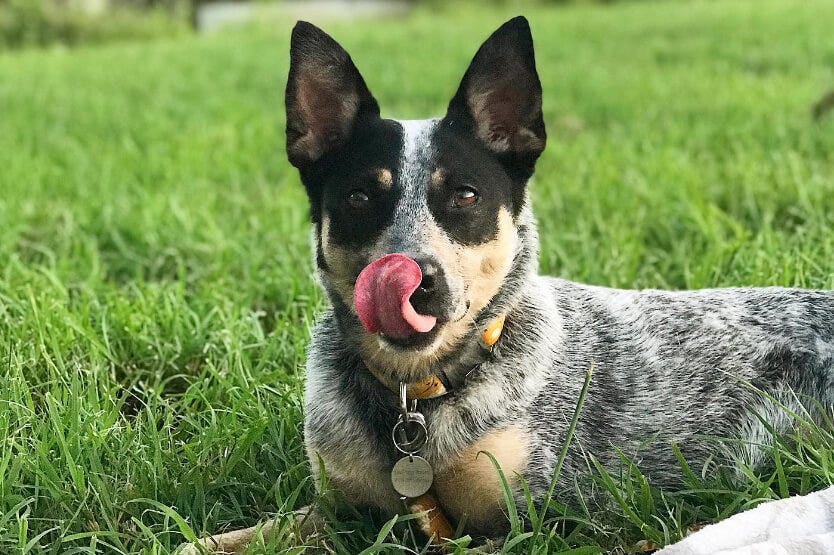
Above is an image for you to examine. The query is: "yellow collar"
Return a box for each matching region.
[367,314,505,400]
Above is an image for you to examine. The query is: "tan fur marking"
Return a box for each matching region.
[427,207,516,352]
[181,521,274,554]
[430,167,446,188]
[180,506,326,554]
[358,332,446,382]
[375,168,393,190]
[434,427,529,530]
[320,216,357,309]
[408,493,455,542]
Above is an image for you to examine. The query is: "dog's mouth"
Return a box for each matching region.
[379,325,442,350]
[378,301,470,350]
[354,253,468,351]
[354,253,437,337]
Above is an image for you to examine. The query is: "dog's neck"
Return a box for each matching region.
[365,314,507,397]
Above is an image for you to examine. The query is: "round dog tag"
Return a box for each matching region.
[391,455,433,498]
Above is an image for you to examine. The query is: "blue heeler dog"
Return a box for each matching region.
[185,16,834,553]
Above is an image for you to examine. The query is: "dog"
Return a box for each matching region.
[184,16,834,553]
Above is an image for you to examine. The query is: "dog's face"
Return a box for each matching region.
[286,17,545,379]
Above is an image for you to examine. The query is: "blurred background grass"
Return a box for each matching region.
[1,0,834,552]
[0,0,188,48]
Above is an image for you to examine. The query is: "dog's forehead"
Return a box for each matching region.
[343,118,437,185]
[371,119,436,249]
[396,119,438,180]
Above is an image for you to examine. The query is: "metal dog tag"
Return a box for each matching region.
[391,455,433,498]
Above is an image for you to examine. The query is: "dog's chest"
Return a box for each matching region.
[307,390,530,533]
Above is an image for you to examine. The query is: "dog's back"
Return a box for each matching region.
[520,278,834,494]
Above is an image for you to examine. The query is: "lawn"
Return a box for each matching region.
[1,0,834,553]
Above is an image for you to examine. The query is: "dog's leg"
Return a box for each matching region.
[178,505,324,554]
[178,520,272,554]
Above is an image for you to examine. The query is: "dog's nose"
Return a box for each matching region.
[417,258,438,293]
[408,255,451,319]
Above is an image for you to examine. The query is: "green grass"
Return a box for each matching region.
[0,0,189,49]
[1,0,834,552]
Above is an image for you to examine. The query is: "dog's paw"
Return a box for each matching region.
[175,506,326,554]
[175,521,274,554]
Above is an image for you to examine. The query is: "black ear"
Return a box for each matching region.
[285,21,380,168]
[443,16,546,177]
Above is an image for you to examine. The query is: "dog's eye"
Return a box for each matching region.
[453,186,479,208]
[348,190,369,208]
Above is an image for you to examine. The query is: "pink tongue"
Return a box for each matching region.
[354,253,438,338]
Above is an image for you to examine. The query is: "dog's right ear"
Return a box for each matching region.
[285,21,380,168]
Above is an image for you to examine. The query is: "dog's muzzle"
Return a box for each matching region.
[354,253,442,339]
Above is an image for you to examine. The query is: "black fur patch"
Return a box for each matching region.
[310,118,403,246]
[428,123,514,244]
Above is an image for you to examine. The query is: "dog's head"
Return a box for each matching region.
[286,17,545,380]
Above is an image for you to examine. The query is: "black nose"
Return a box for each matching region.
[418,258,438,293]
[408,255,451,319]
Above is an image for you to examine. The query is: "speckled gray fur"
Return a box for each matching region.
[304,194,834,534]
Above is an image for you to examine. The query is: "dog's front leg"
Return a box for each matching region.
[178,505,323,554]
[178,520,273,555]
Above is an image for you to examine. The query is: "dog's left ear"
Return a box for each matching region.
[443,16,546,178]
